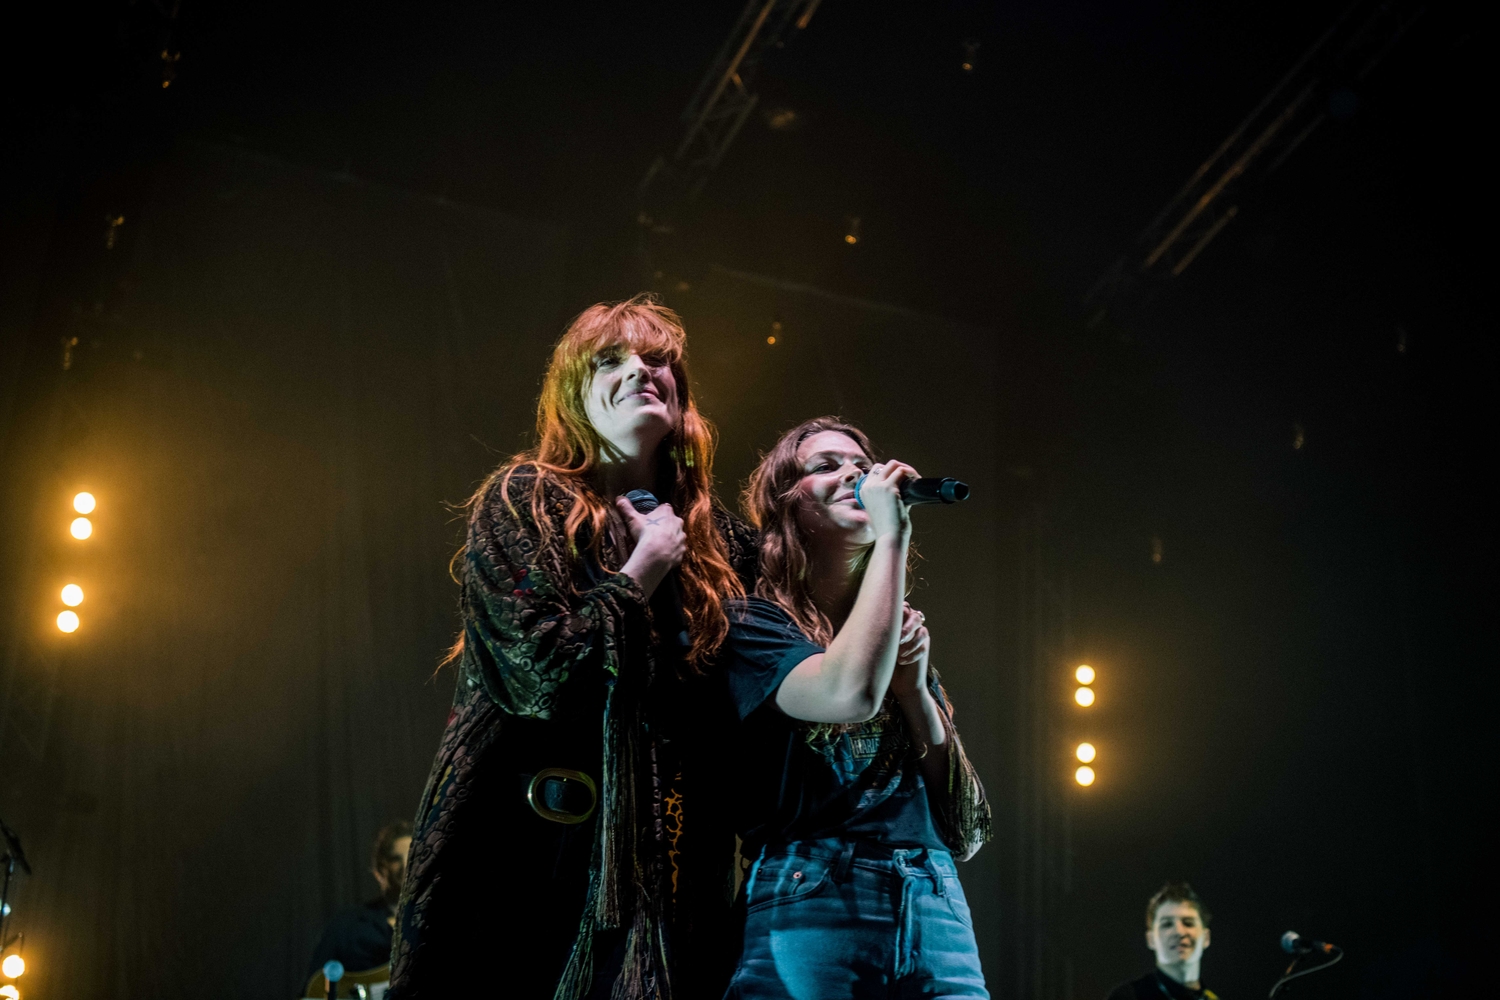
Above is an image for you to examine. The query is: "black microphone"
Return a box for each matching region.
[855,475,970,507]
[1281,931,1337,955]
[623,489,691,652]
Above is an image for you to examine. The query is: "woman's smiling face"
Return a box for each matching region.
[582,342,681,456]
[794,430,875,543]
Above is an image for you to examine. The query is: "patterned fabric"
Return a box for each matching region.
[388,465,756,1000]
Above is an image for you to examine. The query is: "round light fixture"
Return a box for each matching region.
[70,517,93,540]
[1074,686,1095,707]
[61,584,84,607]
[1075,766,1096,786]
[1,954,24,978]
[74,491,97,514]
[57,610,80,633]
[1075,664,1095,685]
[1076,742,1096,763]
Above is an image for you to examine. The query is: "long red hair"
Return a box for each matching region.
[453,293,742,666]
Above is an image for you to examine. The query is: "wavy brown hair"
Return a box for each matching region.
[743,416,887,644]
[450,293,743,666]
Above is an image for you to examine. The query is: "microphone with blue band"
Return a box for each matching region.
[854,475,970,509]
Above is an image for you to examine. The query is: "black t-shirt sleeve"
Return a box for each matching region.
[723,598,826,720]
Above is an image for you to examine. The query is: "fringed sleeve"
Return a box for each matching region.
[928,667,993,862]
[458,468,646,719]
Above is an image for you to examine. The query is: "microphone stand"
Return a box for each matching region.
[1268,945,1344,997]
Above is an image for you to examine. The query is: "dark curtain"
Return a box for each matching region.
[1,141,568,999]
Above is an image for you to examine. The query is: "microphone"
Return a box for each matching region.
[623,489,691,652]
[855,475,970,507]
[322,960,345,1000]
[1281,931,1337,955]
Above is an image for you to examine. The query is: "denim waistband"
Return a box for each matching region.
[756,838,951,862]
[753,838,956,890]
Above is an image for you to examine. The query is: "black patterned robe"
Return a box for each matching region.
[388,465,755,1000]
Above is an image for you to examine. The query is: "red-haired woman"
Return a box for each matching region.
[720,417,991,998]
[388,296,752,1000]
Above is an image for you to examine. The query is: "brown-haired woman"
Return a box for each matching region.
[387,295,753,1000]
[719,416,991,998]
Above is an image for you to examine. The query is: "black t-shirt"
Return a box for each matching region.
[720,596,947,851]
[307,899,393,978]
[1106,970,1217,1000]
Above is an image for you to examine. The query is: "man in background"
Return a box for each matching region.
[1106,882,1218,1000]
[307,820,412,978]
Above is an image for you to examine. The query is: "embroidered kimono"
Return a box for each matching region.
[388,465,755,1000]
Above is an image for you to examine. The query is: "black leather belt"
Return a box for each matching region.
[518,768,598,825]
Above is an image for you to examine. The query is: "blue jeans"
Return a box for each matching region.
[725,840,989,999]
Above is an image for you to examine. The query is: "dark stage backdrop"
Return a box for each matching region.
[1,141,569,999]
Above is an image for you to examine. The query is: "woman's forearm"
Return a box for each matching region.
[897,686,950,794]
[819,535,907,717]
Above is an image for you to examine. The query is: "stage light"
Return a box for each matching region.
[1074,686,1095,707]
[844,216,862,245]
[1076,742,1096,763]
[70,517,92,539]
[1,954,23,978]
[1075,765,1096,786]
[0,981,16,997]
[57,610,80,633]
[767,336,777,345]
[1075,664,1095,685]
[61,584,84,606]
[74,491,96,513]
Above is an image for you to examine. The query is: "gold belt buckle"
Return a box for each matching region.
[526,767,598,825]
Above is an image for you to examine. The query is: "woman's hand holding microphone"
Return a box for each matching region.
[856,460,918,542]
[615,497,686,600]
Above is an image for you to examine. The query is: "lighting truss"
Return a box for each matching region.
[1086,0,1426,326]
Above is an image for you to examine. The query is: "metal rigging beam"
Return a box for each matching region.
[637,0,822,235]
[1086,0,1426,326]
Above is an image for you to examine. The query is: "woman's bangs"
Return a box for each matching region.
[618,313,684,365]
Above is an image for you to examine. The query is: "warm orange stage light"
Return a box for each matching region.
[70,517,93,539]
[1074,686,1095,707]
[61,584,84,606]
[1075,766,1096,786]
[57,610,80,633]
[74,491,97,514]
[1075,664,1095,685]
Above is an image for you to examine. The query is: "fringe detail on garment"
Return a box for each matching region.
[942,714,993,862]
[552,904,597,1000]
[556,589,676,1000]
[608,893,674,1000]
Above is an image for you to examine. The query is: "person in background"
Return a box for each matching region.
[1106,882,1218,1000]
[719,416,992,999]
[307,820,411,978]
